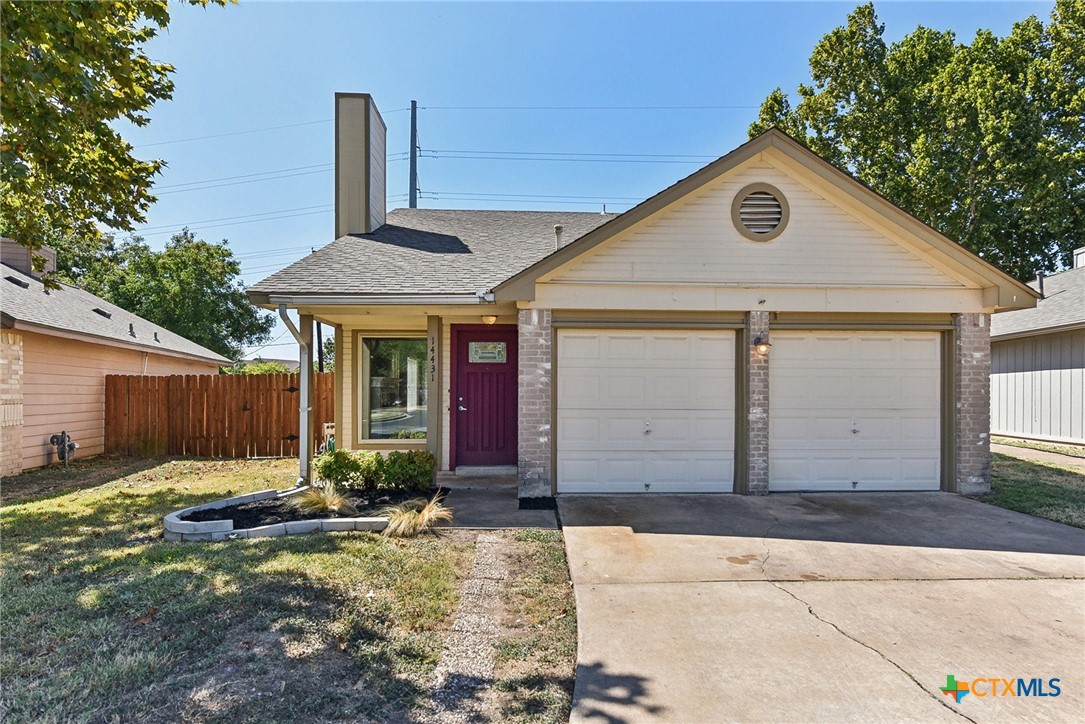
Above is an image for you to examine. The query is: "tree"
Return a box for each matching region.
[0,0,229,280]
[222,360,294,376]
[750,1,1084,280]
[319,334,336,373]
[79,230,275,359]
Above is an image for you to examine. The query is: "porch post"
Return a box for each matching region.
[278,305,313,485]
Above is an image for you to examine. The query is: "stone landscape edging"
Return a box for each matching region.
[163,486,389,542]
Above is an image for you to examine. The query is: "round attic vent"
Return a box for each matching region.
[731,183,789,241]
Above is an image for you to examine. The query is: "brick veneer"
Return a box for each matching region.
[0,331,24,478]
[954,313,992,494]
[517,309,552,498]
[746,312,770,494]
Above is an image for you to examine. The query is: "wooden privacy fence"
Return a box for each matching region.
[105,373,334,458]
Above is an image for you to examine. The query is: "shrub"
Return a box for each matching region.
[289,484,357,516]
[380,495,453,537]
[351,450,385,491]
[383,450,436,491]
[312,449,362,487]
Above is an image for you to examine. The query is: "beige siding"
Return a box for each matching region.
[991,330,1085,444]
[542,157,967,308]
[441,321,451,470]
[18,331,220,470]
[340,331,354,448]
[369,100,387,232]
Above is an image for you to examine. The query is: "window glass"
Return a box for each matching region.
[365,338,427,439]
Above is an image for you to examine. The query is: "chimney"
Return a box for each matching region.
[1074,247,1085,269]
[0,238,56,279]
[335,93,387,237]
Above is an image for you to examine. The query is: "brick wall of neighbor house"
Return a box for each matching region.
[746,311,770,494]
[955,313,992,494]
[0,331,25,477]
[517,308,552,498]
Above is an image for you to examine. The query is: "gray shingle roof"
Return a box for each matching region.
[991,265,1085,339]
[0,264,230,363]
[248,208,618,298]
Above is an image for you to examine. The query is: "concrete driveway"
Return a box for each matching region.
[558,493,1085,723]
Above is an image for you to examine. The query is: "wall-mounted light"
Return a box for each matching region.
[481,315,498,325]
[753,336,772,356]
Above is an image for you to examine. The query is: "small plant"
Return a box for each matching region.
[383,450,436,491]
[312,449,362,487]
[289,483,357,516]
[380,496,453,537]
[352,450,385,491]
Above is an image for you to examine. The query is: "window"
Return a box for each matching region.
[361,338,427,440]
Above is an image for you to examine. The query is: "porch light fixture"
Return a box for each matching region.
[753,336,772,355]
[481,315,498,325]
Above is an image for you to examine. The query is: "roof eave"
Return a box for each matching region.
[9,319,230,365]
[252,292,493,309]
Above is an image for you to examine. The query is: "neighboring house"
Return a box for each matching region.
[0,240,228,475]
[249,93,1038,501]
[990,249,1085,445]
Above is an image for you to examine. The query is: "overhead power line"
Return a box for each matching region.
[134,204,333,233]
[422,104,757,111]
[423,153,708,165]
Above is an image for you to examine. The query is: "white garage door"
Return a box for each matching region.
[770,331,942,492]
[557,329,735,493]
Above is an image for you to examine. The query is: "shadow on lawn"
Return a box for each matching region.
[0,455,171,506]
[3,498,440,723]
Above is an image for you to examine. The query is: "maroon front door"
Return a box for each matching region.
[452,325,518,467]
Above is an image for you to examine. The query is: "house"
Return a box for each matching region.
[990,249,1085,445]
[0,240,229,475]
[248,93,1038,501]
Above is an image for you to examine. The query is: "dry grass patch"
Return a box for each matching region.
[980,454,1085,528]
[491,529,577,723]
[0,457,471,722]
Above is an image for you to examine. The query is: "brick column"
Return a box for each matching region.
[0,331,24,477]
[746,311,770,494]
[518,309,552,499]
[954,313,992,494]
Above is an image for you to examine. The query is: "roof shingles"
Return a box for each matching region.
[991,266,1085,338]
[1,265,229,363]
[249,208,618,297]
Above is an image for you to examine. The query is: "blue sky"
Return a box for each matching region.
[122,1,1053,359]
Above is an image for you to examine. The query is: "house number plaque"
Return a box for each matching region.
[469,341,506,363]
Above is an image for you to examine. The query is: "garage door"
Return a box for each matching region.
[769,331,941,492]
[557,330,735,493]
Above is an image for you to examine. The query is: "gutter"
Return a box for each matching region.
[250,293,495,306]
[279,304,312,487]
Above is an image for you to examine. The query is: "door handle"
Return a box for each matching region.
[458,405,467,411]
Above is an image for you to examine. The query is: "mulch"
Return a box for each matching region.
[181,487,450,529]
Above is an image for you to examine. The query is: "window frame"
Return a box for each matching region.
[353,332,430,447]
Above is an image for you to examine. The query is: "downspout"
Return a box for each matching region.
[278,304,311,487]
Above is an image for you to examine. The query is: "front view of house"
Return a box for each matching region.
[249,93,1038,501]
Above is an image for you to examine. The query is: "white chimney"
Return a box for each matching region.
[335,93,386,237]
[1074,246,1085,269]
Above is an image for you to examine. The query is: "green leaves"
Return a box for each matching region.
[76,229,275,359]
[0,0,231,282]
[750,0,1085,280]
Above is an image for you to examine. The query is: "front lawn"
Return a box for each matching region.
[0,458,471,722]
[982,453,1085,528]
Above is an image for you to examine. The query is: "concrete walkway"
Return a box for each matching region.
[992,442,1085,471]
[559,493,1085,723]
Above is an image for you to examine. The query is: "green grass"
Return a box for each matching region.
[493,529,577,724]
[991,436,1085,460]
[0,457,470,722]
[980,453,1085,528]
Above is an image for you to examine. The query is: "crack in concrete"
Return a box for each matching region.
[771,581,978,724]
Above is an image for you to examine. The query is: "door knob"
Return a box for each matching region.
[458,405,467,411]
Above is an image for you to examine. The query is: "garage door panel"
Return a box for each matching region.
[558,410,733,451]
[557,329,735,493]
[558,451,731,493]
[770,331,941,492]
